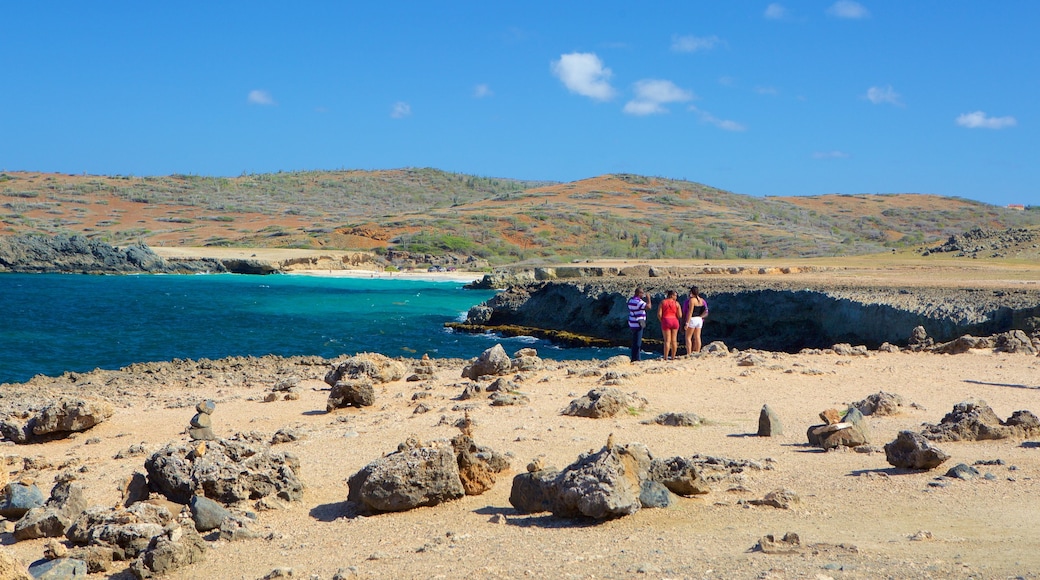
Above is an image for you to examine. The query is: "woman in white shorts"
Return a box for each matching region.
[682,286,708,355]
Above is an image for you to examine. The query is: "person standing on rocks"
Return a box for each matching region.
[627,287,651,362]
[658,290,682,360]
[682,285,708,356]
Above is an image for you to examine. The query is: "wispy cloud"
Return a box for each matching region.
[474,84,493,98]
[865,85,903,106]
[247,90,275,106]
[956,111,1017,129]
[391,101,412,119]
[813,150,850,159]
[623,80,695,116]
[671,34,723,53]
[827,0,870,19]
[764,3,788,19]
[689,105,746,131]
[551,52,615,101]
[718,76,736,87]
[755,86,779,96]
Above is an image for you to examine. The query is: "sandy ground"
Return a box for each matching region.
[3,347,1040,579]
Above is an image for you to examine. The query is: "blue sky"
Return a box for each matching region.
[1,2,1036,205]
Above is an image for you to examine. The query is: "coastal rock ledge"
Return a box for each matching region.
[460,279,1040,352]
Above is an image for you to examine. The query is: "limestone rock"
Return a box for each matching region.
[326,379,376,410]
[749,489,800,509]
[31,398,113,437]
[508,469,559,514]
[347,440,465,512]
[145,434,303,504]
[562,388,646,419]
[324,353,407,385]
[885,430,949,470]
[548,444,645,519]
[13,482,87,541]
[66,503,173,560]
[129,523,206,579]
[451,435,509,496]
[852,391,906,416]
[461,344,512,379]
[921,399,1040,442]
[644,412,702,427]
[647,456,710,496]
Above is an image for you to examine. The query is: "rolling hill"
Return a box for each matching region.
[1,169,1037,263]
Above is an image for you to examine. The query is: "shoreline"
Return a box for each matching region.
[285,268,482,284]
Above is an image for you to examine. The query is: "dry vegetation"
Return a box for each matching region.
[2,169,1038,264]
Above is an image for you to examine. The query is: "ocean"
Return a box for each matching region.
[0,273,621,385]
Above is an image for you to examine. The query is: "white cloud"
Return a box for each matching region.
[755,86,779,96]
[827,1,870,19]
[718,76,736,87]
[671,34,723,53]
[865,85,903,106]
[550,52,615,101]
[813,150,850,159]
[956,111,1017,129]
[764,3,787,19]
[247,90,275,106]
[474,84,493,98]
[689,105,746,131]
[624,80,694,116]
[391,101,412,119]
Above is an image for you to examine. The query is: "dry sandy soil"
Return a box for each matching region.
[3,345,1040,579]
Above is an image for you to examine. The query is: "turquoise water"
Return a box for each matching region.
[0,273,621,385]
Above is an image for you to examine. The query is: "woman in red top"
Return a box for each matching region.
[657,290,682,360]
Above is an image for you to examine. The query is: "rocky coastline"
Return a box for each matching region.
[460,277,1040,352]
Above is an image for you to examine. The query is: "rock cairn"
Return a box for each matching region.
[188,400,216,441]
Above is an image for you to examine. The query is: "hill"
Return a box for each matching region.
[2,169,1038,263]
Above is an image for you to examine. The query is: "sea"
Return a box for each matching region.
[0,273,622,385]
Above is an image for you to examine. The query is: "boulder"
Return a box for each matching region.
[921,399,1040,442]
[0,482,45,519]
[129,523,206,579]
[647,456,710,496]
[27,558,87,579]
[852,391,906,416]
[946,463,981,480]
[13,482,87,541]
[562,388,646,419]
[145,434,303,504]
[885,431,949,470]
[511,348,543,372]
[757,405,782,436]
[188,495,229,532]
[489,393,529,407]
[66,503,174,560]
[548,443,645,519]
[461,344,512,379]
[993,330,1038,354]
[638,480,672,508]
[348,440,464,512]
[508,469,560,514]
[326,379,376,410]
[31,398,113,437]
[324,353,407,385]
[644,412,703,427]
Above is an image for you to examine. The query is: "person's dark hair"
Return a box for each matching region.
[634,286,644,296]
[666,290,677,298]
[689,286,700,298]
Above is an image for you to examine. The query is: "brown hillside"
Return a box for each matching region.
[2,170,1038,262]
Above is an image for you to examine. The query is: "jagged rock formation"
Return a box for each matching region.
[0,234,224,274]
[923,227,1039,258]
[462,278,1040,351]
